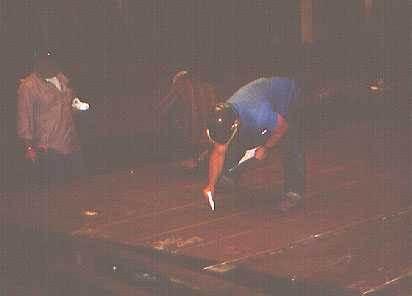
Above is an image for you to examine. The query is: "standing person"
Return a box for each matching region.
[17,52,83,186]
[157,70,217,172]
[203,77,305,212]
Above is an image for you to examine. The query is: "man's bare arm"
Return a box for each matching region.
[157,85,180,114]
[264,114,288,149]
[203,143,227,195]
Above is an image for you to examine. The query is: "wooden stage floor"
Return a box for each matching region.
[1,122,411,295]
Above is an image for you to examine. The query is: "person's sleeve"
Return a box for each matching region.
[17,84,34,141]
[157,84,181,114]
[60,73,75,98]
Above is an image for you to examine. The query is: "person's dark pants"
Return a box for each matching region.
[279,126,305,197]
[39,149,84,186]
[222,124,305,198]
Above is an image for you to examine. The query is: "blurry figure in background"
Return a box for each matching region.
[157,70,217,172]
[17,52,84,186]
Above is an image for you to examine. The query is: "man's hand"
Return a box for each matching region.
[202,184,215,210]
[25,144,47,163]
[255,146,268,161]
[202,184,215,200]
[37,144,48,153]
[25,146,37,162]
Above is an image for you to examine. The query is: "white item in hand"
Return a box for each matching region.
[238,147,258,166]
[72,97,90,111]
[207,191,215,211]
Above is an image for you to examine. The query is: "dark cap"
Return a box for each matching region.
[207,103,239,144]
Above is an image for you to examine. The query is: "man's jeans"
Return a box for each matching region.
[279,126,305,196]
[222,126,305,198]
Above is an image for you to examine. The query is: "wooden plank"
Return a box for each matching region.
[60,237,268,296]
[229,207,411,281]
[69,163,363,244]
[0,124,390,235]
[68,148,385,242]
[141,178,364,253]
[362,269,412,296]
[0,123,409,295]
[185,179,408,264]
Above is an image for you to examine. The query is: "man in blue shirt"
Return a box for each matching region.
[203,77,305,212]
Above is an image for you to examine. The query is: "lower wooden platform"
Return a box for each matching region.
[1,122,410,295]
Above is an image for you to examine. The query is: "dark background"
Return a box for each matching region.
[0,0,410,189]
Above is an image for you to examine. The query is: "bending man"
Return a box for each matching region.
[203,77,305,212]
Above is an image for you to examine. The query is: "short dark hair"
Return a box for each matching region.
[33,52,60,78]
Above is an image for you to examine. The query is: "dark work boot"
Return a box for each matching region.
[279,192,304,212]
[217,170,239,192]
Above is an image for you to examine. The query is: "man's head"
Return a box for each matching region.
[206,103,239,145]
[172,70,191,84]
[33,52,60,79]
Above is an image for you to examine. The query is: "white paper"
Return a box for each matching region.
[238,147,258,165]
[207,191,215,211]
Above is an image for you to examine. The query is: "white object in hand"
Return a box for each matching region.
[207,191,215,211]
[72,97,90,111]
[238,147,258,166]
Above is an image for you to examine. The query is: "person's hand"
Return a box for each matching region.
[37,144,48,153]
[25,146,37,163]
[202,184,215,201]
[255,146,268,161]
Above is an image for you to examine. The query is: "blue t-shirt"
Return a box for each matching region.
[227,77,297,147]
